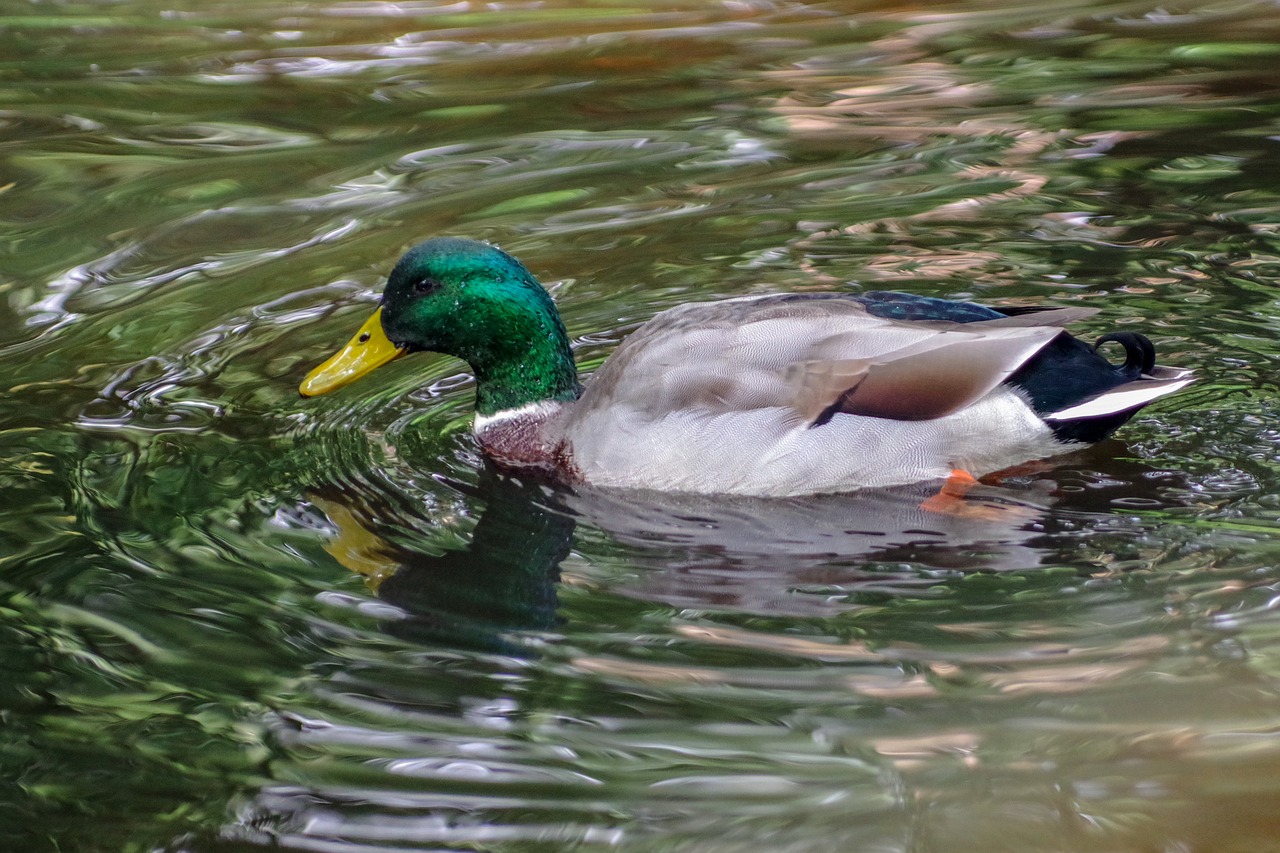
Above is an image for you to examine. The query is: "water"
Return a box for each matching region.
[3,1,1280,850]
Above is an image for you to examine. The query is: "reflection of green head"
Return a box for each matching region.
[350,469,572,655]
[380,238,580,415]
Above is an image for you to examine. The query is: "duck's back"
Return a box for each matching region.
[555,293,1083,495]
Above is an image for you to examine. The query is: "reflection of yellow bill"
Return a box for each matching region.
[299,307,406,397]
[310,495,397,593]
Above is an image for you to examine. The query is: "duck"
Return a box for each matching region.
[299,237,1193,497]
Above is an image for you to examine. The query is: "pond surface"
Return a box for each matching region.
[4,1,1280,850]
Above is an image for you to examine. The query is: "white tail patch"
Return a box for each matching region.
[1046,374,1194,421]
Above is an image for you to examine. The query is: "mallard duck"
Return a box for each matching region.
[300,237,1192,496]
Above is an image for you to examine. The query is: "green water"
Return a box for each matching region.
[4,1,1280,850]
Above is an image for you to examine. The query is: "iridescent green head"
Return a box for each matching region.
[301,238,580,416]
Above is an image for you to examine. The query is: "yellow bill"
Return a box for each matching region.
[299,307,407,397]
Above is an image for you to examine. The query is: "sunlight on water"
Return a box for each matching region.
[4,1,1280,851]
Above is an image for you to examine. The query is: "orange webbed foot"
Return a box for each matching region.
[920,469,1036,522]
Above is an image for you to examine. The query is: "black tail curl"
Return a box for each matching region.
[1093,332,1155,377]
[1007,328,1167,445]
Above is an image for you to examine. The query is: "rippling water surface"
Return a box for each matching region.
[5,1,1280,851]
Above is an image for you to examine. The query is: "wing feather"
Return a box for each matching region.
[576,294,1068,425]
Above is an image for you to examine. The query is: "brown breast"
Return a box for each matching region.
[475,412,583,482]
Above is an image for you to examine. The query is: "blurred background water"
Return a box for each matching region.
[3,1,1280,850]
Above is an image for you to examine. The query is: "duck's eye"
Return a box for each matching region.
[358,332,371,343]
[414,277,440,295]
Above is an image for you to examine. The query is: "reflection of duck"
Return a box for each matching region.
[309,469,572,654]
[306,468,1050,635]
[569,448,1192,617]
[302,444,1193,636]
[569,480,1047,618]
[299,238,1191,496]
